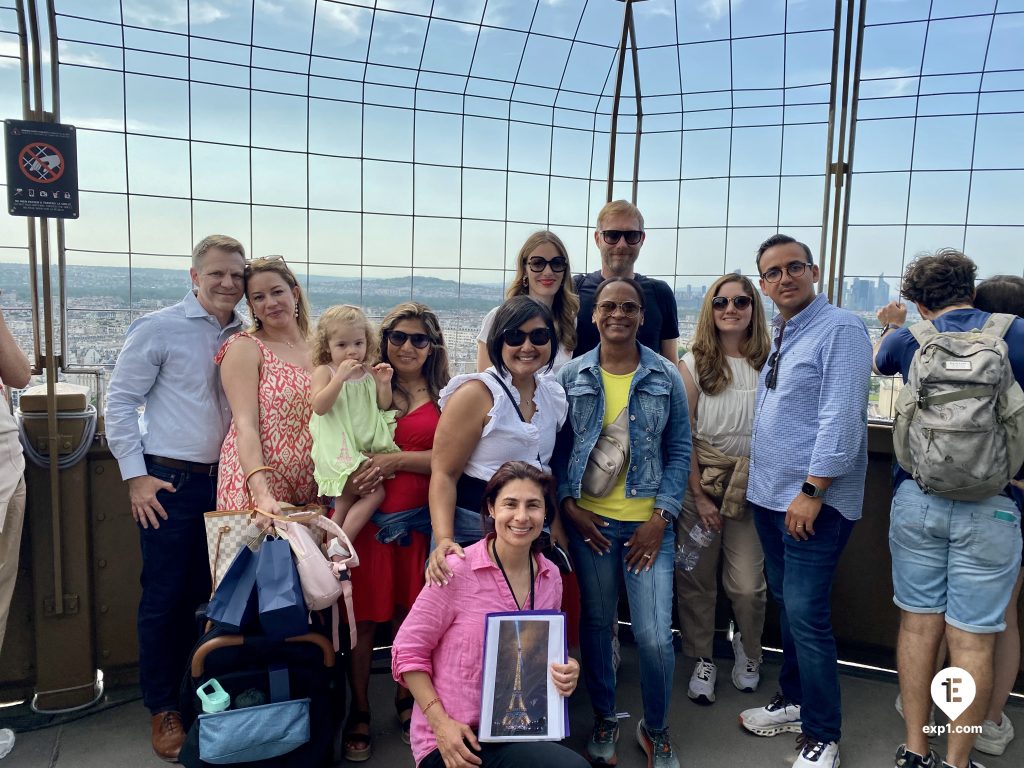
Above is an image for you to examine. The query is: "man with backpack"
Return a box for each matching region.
[874,249,1024,768]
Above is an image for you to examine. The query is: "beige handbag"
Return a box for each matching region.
[204,466,321,590]
[581,407,630,498]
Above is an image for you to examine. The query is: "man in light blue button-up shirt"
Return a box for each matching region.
[105,234,245,761]
[738,235,872,768]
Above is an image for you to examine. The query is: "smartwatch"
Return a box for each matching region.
[801,481,826,499]
[654,509,673,524]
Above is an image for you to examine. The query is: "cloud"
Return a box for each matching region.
[123,0,228,27]
[698,0,739,22]
[860,66,917,97]
[0,40,114,70]
[320,3,365,36]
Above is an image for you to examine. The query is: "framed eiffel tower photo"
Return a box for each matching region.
[479,611,567,742]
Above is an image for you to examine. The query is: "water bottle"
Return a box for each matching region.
[675,520,717,571]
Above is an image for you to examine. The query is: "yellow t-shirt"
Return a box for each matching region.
[578,368,655,522]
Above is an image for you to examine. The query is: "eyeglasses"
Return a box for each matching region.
[246,254,285,266]
[595,300,642,318]
[502,327,552,347]
[526,256,568,273]
[386,330,431,349]
[598,230,644,245]
[711,295,753,311]
[765,328,785,390]
[761,261,812,283]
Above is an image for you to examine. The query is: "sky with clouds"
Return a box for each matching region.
[0,0,1021,297]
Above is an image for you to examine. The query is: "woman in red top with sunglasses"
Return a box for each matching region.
[475,231,579,374]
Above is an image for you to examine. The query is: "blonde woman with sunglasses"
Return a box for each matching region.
[476,231,579,373]
[674,274,771,708]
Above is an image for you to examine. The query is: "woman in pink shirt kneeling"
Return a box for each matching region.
[392,462,586,768]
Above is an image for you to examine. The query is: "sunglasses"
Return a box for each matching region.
[599,230,644,245]
[595,300,642,318]
[526,256,568,273]
[386,330,431,349]
[711,295,753,310]
[246,254,285,266]
[502,327,552,347]
[765,328,785,390]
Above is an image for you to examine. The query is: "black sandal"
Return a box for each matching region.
[343,709,371,762]
[395,690,414,745]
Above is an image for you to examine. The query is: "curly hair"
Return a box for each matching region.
[377,301,451,414]
[974,275,1024,318]
[690,274,771,395]
[900,249,977,311]
[311,305,377,366]
[505,231,579,353]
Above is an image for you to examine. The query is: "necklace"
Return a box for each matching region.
[491,538,535,611]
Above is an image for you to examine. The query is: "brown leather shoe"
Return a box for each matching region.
[151,711,185,762]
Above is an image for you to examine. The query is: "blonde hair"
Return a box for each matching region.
[378,302,451,414]
[312,305,378,366]
[596,200,644,230]
[244,256,311,337]
[505,231,579,353]
[192,234,245,269]
[690,274,771,396]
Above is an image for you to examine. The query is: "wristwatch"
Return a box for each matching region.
[654,509,673,524]
[801,481,826,499]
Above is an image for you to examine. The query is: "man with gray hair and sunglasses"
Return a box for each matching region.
[573,200,680,362]
[105,234,246,761]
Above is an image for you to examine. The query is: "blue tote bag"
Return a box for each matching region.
[206,544,258,633]
[256,536,308,639]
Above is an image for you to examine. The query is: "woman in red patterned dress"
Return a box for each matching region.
[341,302,451,761]
[216,256,317,514]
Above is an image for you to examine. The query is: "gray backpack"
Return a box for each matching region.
[892,313,1024,501]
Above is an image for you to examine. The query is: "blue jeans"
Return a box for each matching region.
[567,517,675,731]
[138,460,216,713]
[372,505,483,547]
[752,503,854,744]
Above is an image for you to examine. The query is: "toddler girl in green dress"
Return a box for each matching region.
[310,305,400,540]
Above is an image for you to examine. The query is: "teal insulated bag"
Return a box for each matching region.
[197,697,310,764]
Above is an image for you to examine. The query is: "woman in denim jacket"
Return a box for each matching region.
[553,277,690,768]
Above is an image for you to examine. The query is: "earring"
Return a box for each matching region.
[253,316,262,330]
[294,304,299,318]
[522,276,528,288]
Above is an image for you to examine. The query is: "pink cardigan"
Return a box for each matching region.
[392,537,563,766]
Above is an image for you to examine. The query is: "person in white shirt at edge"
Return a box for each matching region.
[426,295,568,585]
[476,230,579,374]
[0,293,31,760]
[104,235,245,762]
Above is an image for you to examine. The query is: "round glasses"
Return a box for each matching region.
[526,256,568,273]
[760,261,812,284]
[385,330,431,349]
[711,295,753,310]
[598,230,644,245]
[502,327,552,347]
[595,300,642,318]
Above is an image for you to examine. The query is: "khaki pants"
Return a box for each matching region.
[674,490,766,660]
[0,476,27,654]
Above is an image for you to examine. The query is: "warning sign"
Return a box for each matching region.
[5,119,79,219]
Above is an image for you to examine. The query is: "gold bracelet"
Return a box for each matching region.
[422,696,441,715]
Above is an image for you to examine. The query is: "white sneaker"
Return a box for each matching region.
[975,711,1014,756]
[731,632,761,692]
[894,692,936,729]
[0,728,13,760]
[687,658,717,704]
[739,692,802,737]
[794,736,839,768]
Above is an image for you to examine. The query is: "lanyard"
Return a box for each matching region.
[490,538,535,611]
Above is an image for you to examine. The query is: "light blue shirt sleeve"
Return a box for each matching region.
[105,315,164,480]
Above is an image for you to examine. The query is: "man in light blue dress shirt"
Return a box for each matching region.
[737,235,872,768]
[105,234,245,761]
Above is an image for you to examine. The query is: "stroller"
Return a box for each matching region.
[177,621,343,768]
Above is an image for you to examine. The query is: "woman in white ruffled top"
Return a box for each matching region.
[428,295,568,584]
[676,273,772,706]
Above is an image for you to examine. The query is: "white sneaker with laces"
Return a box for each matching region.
[731,632,761,692]
[975,711,1014,756]
[687,658,717,704]
[793,737,839,768]
[739,692,802,736]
